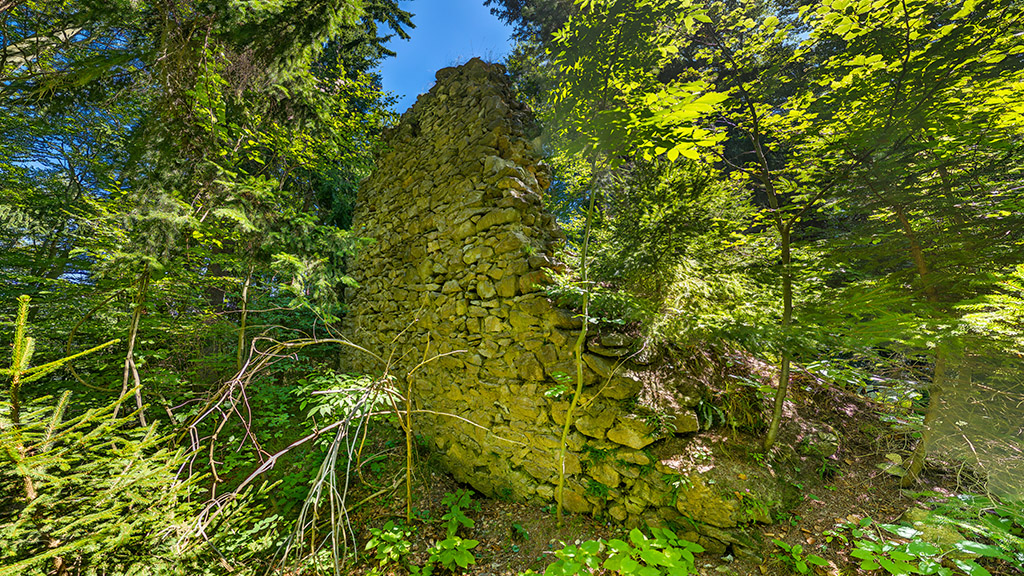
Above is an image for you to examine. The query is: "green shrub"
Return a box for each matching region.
[527,527,703,576]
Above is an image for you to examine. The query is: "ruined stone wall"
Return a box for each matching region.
[343,59,787,554]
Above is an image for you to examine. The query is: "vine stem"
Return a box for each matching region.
[556,158,600,527]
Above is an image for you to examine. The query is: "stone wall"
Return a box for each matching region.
[343,58,790,554]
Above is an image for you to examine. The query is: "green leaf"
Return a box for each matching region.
[640,548,669,566]
[608,538,630,552]
[581,540,602,554]
[807,554,830,566]
[889,550,916,562]
[880,524,923,539]
[857,540,883,553]
[951,559,992,576]
[908,542,941,556]
[621,557,641,572]
[954,540,1007,559]
[851,548,876,561]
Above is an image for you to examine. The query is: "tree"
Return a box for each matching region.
[1,1,415,570]
[548,0,1024,454]
[1,0,402,418]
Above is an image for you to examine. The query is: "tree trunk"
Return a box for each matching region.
[764,224,793,450]
[901,349,947,486]
[236,266,253,372]
[114,265,150,426]
[893,205,946,486]
[556,163,599,528]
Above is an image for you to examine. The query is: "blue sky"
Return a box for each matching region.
[377,0,515,113]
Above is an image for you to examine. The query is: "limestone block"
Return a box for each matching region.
[509,397,543,422]
[698,536,728,555]
[497,275,517,297]
[522,454,556,483]
[518,353,545,381]
[583,354,621,379]
[493,229,528,254]
[522,338,544,351]
[563,451,582,475]
[543,306,582,329]
[587,343,630,357]
[476,278,497,299]
[675,477,738,529]
[562,486,592,514]
[478,339,500,358]
[496,176,528,191]
[504,469,538,498]
[599,375,642,400]
[530,433,562,451]
[616,450,651,467]
[616,464,641,480]
[454,206,489,226]
[699,524,760,552]
[536,484,555,500]
[550,329,571,347]
[544,360,597,386]
[624,498,646,515]
[508,308,539,332]
[535,344,559,366]
[518,295,552,315]
[462,245,494,264]
[475,207,521,233]
[483,154,518,176]
[609,504,628,522]
[574,404,618,439]
[453,220,476,240]
[484,360,518,379]
[607,416,659,450]
[519,269,550,293]
[482,315,504,333]
[669,410,700,434]
[589,463,621,489]
[416,258,433,281]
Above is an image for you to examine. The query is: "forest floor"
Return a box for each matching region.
[340,379,1019,576]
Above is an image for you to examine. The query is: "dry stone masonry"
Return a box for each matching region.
[343,58,793,554]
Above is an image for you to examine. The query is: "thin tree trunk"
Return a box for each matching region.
[764,224,793,450]
[8,296,37,501]
[236,266,253,372]
[902,350,947,486]
[556,163,599,527]
[114,264,150,425]
[893,206,945,486]
[895,206,938,302]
